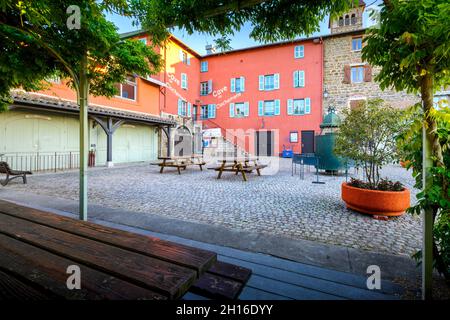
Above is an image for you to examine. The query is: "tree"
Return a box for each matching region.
[362,0,450,298]
[397,104,450,283]
[335,99,402,188]
[1,0,162,219]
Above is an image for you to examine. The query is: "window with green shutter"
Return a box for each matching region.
[260,74,279,91]
[258,100,280,116]
[200,61,208,72]
[293,70,305,88]
[294,45,304,58]
[178,99,188,116]
[181,73,187,89]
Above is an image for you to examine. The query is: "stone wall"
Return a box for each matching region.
[322,30,419,115]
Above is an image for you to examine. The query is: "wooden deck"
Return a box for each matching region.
[98,223,404,300]
[0,201,250,300]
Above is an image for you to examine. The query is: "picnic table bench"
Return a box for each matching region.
[0,200,251,300]
[208,157,267,181]
[153,155,206,174]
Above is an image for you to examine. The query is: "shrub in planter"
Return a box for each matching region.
[335,99,410,216]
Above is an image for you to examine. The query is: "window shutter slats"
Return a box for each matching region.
[343,65,351,84]
[275,100,281,115]
[229,103,235,118]
[187,103,192,117]
[211,104,216,118]
[305,98,311,114]
[241,77,245,92]
[208,80,213,94]
[258,101,264,116]
[244,102,249,116]
[299,71,305,87]
[259,75,264,91]
[287,99,293,115]
[274,73,280,89]
[230,78,235,93]
[293,71,299,88]
[364,65,372,82]
[178,99,182,116]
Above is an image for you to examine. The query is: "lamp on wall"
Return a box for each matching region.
[323,88,329,99]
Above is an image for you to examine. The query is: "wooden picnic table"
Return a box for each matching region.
[0,200,251,300]
[210,157,267,182]
[155,155,206,174]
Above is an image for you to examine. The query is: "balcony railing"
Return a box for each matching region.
[0,151,80,172]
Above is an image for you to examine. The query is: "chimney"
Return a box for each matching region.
[205,44,216,55]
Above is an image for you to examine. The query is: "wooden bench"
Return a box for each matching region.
[0,200,251,300]
[209,160,268,181]
[0,161,32,186]
[152,156,206,174]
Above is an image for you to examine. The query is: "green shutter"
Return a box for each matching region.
[177,99,182,115]
[299,71,305,87]
[274,73,280,89]
[305,98,311,114]
[275,100,281,115]
[229,103,235,118]
[187,102,192,117]
[241,77,245,92]
[259,75,264,91]
[244,102,249,116]
[208,79,212,94]
[258,101,264,116]
[209,104,216,119]
[293,71,299,88]
[230,78,235,93]
[299,45,304,58]
[287,99,293,115]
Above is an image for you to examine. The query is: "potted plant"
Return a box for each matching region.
[335,99,410,217]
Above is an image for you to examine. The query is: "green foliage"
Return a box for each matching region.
[127,0,357,44]
[397,105,450,278]
[362,0,450,93]
[348,177,404,191]
[0,0,162,109]
[334,99,402,188]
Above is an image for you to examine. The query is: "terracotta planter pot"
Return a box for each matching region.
[341,182,410,217]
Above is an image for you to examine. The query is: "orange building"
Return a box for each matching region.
[122,32,324,156]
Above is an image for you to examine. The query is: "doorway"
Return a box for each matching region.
[255,130,274,156]
[301,130,315,154]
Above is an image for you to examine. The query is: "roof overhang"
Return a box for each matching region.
[10,91,176,127]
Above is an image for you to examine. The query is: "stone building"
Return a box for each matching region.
[323,0,418,113]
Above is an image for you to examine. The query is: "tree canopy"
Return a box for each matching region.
[362,0,450,93]
[0,0,162,110]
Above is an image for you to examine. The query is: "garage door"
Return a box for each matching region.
[95,123,158,165]
[0,110,79,170]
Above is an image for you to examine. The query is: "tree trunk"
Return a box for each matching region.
[420,72,437,300]
[79,54,89,221]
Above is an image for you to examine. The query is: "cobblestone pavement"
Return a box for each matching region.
[5,158,422,256]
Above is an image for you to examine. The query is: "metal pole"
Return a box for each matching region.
[422,104,434,300]
[79,54,89,221]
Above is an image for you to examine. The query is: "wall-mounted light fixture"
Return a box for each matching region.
[323,88,329,99]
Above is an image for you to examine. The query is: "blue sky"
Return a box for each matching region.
[106,1,381,55]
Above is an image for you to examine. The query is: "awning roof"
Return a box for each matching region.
[10,91,176,127]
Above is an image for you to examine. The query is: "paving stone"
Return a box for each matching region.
[6,158,422,256]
